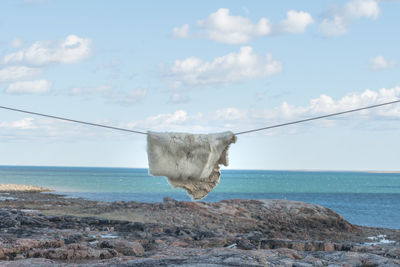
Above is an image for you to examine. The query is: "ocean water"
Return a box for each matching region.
[0,166,399,229]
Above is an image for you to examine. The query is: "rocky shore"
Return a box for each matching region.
[0,190,399,266]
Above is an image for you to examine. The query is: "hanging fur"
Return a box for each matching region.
[147,131,236,200]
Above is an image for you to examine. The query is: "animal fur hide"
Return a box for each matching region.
[147,131,237,200]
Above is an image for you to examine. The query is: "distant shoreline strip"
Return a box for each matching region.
[0,184,51,192]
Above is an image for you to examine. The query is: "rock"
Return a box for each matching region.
[63,234,83,244]
[322,242,335,252]
[274,248,303,260]
[236,239,257,250]
[0,211,18,228]
[193,230,215,240]
[291,262,314,267]
[99,240,115,249]
[163,197,178,205]
[171,240,189,247]
[245,231,264,241]
[119,251,265,267]
[0,191,399,266]
[15,238,42,250]
[100,240,144,256]
[154,239,165,245]
[387,247,400,259]
[0,258,56,266]
[16,215,48,227]
[117,222,145,232]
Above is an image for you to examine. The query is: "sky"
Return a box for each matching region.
[0,0,399,171]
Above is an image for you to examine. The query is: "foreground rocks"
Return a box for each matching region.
[0,191,399,266]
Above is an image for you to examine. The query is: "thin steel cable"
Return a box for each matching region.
[1,99,400,136]
[0,105,147,135]
[234,99,400,135]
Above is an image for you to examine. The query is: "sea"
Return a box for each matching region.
[0,166,399,229]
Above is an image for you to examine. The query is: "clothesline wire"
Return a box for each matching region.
[0,105,147,135]
[1,99,399,136]
[234,99,400,135]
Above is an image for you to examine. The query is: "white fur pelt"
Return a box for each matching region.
[147,131,236,200]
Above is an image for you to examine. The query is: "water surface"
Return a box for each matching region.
[0,166,399,229]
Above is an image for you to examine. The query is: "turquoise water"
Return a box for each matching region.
[0,166,399,229]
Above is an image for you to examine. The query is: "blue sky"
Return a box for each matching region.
[0,0,399,170]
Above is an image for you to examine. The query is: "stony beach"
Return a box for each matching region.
[0,185,399,266]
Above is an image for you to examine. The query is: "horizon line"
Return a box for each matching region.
[0,164,399,174]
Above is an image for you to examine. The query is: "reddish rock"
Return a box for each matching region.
[290,242,305,251]
[154,239,165,245]
[172,240,189,247]
[103,240,144,257]
[323,242,335,252]
[275,248,303,260]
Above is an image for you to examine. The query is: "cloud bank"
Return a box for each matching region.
[166,46,282,87]
[320,0,380,36]
[2,86,399,140]
[3,35,91,66]
[173,8,314,44]
[129,86,400,133]
[367,56,396,71]
[0,66,41,82]
[5,80,52,94]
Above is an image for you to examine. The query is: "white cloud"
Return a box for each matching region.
[0,116,115,142]
[0,118,36,130]
[173,8,314,44]
[320,16,349,36]
[320,0,380,36]
[150,110,187,124]
[128,109,184,130]
[215,107,248,121]
[129,86,400,135]
[0,66,41,82]
[70,85,112,96]
[173,24,190,38]
[11,38,24,48]
[367,56,396,71]
[166,46,282,87]
[3,87,399,142]
[5,79,52,94]
[197,8,271,44]
[125,110,207,133]
[3,35,91,66]
[278,10,314,34]
[344,0,380,19]
[168,93,190,104]
[231,87,400,132]
[301,87,400,118]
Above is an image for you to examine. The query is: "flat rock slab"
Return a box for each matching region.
[0,191,399,266]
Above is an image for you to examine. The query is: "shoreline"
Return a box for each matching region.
[1,165,400,173]
[0,184,51,192]
[0,190,399,266]
[2,183,399,230]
